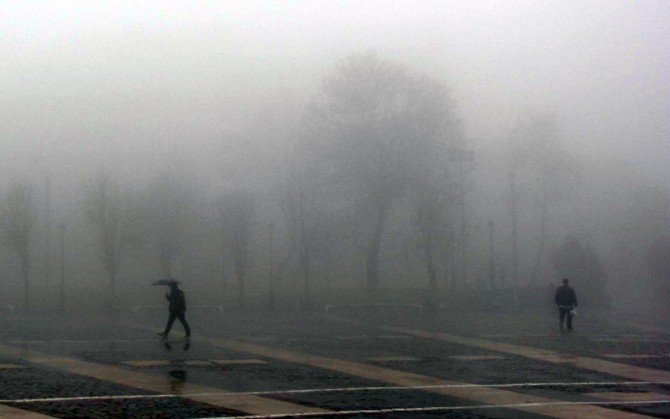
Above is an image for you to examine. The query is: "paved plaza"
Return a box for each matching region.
[1,307,670,418]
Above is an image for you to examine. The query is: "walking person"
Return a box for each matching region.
[554,278,578,331]
[158,281,191,339]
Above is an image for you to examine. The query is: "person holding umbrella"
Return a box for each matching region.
[154,279,191,339]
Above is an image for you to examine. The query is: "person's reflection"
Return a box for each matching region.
[166,340,191,394]
[168,369,186,394]
[162,339,191,352]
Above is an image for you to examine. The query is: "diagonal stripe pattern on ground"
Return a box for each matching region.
[0,404,54,418]
[379,324,670,383]
[205,337,648,418]
[590,392,670,402]
[0,343,329,416]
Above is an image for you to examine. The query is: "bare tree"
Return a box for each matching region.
[276,131,324,310]
[280,167,315,310]
[278,150,346,310]
[404,79,463,299]
[647,235,670,296]
[141,174,193,279]
[219,190,255,311]
[309,52,461,300]
[43,178,52,285]
[85,172,124,311]
[553,235,609,306]
[509,114,579,285]
[1,182,36,311]
[413,174,454,297]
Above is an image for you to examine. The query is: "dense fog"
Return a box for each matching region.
[1,1,668,315]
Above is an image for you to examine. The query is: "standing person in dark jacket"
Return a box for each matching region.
[159,282,191,338]
[554,278,578,331]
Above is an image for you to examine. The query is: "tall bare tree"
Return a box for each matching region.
[43,178,52,285]
[1,182,36,311]
[647,235,670,296]
[278,149,346,310]
[309,52,462,299]
[219,190,255,311]
[413,173,456,297]
[553,235,609,306]
[85,172,124,311]
[404,79,463,298]
[280,165,316,310]
[509,114,578,285]
[142,174,193,279]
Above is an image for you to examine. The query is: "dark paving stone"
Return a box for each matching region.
[3,310,670,417]
[0,367,144,400]
[5,397,243,419]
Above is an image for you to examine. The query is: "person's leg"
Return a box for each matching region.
[567,310,573,330]
[559,308,566,330]
[162,312,177,336]
[177,312,191,337]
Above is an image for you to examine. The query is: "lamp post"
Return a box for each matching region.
[58,223,65,314]
[510,171,519,309]
[268,223,275,311]
[448,148,474,289]
[44,178,51,285]
[488,220,496,290]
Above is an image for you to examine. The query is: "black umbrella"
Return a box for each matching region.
[152,279,180,286]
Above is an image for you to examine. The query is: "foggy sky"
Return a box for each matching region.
[2,0,668,185]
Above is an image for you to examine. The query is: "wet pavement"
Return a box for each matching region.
[1,308,670,417]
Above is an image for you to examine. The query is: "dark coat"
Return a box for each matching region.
[554,285,578,307]
[167,288,186,313]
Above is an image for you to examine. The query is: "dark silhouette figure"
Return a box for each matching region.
[554,278,578,331]
[159,283,191,338]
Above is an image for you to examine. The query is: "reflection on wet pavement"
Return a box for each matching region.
[169,369,187,394]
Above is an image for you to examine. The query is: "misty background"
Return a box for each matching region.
[1,1,668,314]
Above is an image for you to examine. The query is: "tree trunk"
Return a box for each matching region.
[237,274,246,312]
[366,203,387,301]
[459,161,468,289]
[232,233,248,312]
[59,223,65,314]
[21,252,30,312]
[488,221,496,290]
[298,213,311,310]
[220,249,228,303]
[530,189,547,285]
[109,271,116,312]
[44,179,51,285]
[439,247,453,303]
[449,245,457,293]
[300,254,311,310]
[23,276,30,313]
[422,237,438,311]
[510,172,519,309]
[268,224,275,312]
[422,237,437,292]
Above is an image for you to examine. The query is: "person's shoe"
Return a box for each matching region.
[158,332,168,339]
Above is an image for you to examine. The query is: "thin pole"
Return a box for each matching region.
[268,223,275,311]
[459,159,467,288]
[510,171,519,309]
[220,231,227,302]
[58,223,65,314]
[44,178,51,285]
[488,220,496,290]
